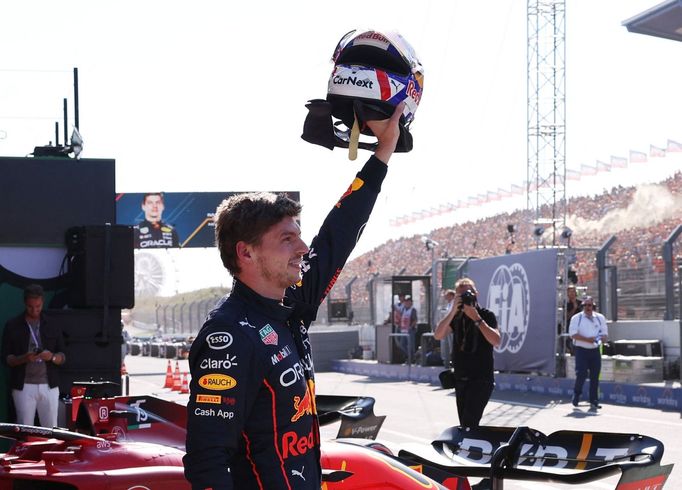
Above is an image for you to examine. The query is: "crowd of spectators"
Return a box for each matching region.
[329,171,682,321]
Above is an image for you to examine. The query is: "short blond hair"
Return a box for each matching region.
[454,277,477,294]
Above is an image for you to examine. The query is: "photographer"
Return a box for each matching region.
[434,278,500,427]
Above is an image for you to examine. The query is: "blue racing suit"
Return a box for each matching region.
[183,156,387,490]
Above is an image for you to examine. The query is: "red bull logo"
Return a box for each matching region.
[291,380,316,422]
[281,428,316,459]
[336,177,364,208]
[291,389,313,422]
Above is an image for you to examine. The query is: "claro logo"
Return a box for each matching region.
[206,331,233,350]
[198,373,237,391]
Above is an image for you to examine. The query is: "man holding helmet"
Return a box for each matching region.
[434,278,500,427]
[184,28,422,490]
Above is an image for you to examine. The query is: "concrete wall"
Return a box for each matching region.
[309,327,360,372]
[608,320,680,359]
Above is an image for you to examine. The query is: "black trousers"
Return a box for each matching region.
[573,346,601,404]
[454,378,494,427]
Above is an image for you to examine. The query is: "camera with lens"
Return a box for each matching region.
[460,289,476,306]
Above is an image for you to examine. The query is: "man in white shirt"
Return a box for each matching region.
[568,296,608,410]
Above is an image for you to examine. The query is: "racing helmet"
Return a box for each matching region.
[302,29,424,155]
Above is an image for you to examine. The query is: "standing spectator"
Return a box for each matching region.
[439,289,456,368]
[1,284,66,427]
[565,285,583,323]
[569,296,608,410]
[398,295,418,361]
[562,285,583,354]
[433,278,500,427]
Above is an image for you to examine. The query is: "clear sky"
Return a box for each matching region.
[1,0,681,294]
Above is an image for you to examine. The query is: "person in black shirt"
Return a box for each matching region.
[434,278,500,427]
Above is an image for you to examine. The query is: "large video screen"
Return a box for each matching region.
[0,157,116,246]
[116,191,300,249]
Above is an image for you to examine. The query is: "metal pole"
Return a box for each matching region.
[73,67,79,130]
[596,235,617,319]
[188,301,196,333]
[662,224,682,320]
[345,276,357,325]
[62,98,68,147]
[678,265,681,381]
[179,303,187,334]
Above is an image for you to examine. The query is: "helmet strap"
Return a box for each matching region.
[348,111,360,161]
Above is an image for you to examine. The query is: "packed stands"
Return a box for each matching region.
[328,171,682,323]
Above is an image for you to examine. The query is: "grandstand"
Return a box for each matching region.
[327,170,682,324]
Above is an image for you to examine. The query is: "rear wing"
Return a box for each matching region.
[316,395,386,440]
[399,425,673,488]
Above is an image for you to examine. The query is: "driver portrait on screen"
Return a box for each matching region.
[133,192,180,248]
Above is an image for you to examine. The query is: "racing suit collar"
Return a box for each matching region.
[232,279,293,322]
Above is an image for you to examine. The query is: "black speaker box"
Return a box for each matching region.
[66,225,135,308]
[46,308,123,397]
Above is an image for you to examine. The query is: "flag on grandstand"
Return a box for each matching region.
[497,187,512,198]
[486,190,500,201]
[610,155,628,168]
[666,139,682,152]
[566,169,581,180]
[510,183,524,194]
[580,163,597,176]
[629,150,647,163]
[596,160,611,172]
[650,144,666,157]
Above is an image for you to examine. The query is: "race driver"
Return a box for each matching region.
[133,192,180,248]
[183,104,404,490]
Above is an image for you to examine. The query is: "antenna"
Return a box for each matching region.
[73,67,79,131]
[63,98,68,147]
[31,66,83,158]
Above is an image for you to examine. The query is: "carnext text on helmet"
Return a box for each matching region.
[333,75,374,88]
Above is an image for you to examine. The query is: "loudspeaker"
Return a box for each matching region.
[46,308,123,397]
[66,225,135,308]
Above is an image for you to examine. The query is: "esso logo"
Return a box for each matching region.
[206,331,233,350]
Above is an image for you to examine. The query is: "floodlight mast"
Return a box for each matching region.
[527,0,567,248]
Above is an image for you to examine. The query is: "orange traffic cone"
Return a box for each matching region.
[172,362,182,391]
[163,360,173,389]
[180,373,189,394]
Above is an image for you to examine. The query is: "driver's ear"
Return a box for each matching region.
[236,241,254,264]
